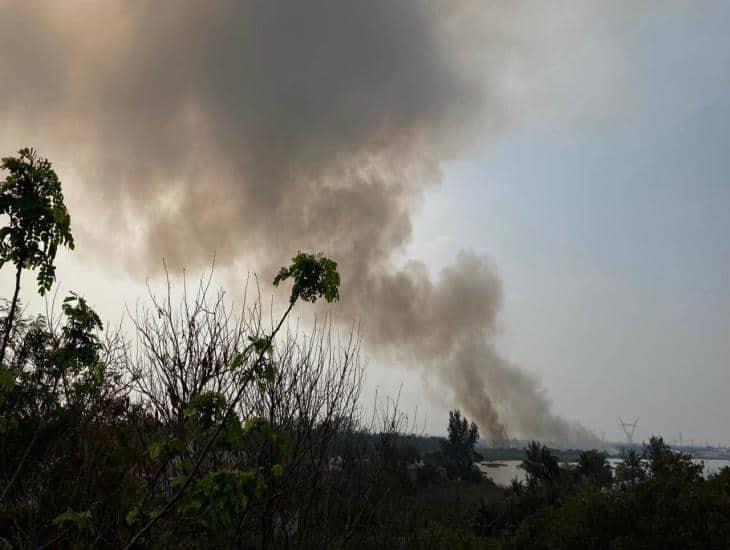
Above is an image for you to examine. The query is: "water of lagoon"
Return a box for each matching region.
[479,458,730,487]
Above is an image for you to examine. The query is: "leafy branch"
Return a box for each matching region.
[125,252,340,548]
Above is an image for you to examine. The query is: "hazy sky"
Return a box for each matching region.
[1,2,729,444]
[406,3,730,443]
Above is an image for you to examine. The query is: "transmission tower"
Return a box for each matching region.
[618,417,639,445]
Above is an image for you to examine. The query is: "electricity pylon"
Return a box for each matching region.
[618,417,639,446]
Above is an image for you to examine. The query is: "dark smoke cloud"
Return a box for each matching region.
[0,1,605,445]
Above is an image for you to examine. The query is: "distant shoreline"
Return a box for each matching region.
[477,446,730,462]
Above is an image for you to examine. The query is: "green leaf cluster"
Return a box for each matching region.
[52,508,93,532]
[273,251,340,304]
[0,148,74,295]
[179,468,265,533]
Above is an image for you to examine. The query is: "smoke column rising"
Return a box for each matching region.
[0,1,611,444]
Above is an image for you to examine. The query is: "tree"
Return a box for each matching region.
[0,148,74,364]
[643,435,703,482]
[521,441,561,487]
[125,251,341,548]
[615,448,646,485]
[123,265,369,548]
[0,290,126,519]
[576,449,612,487]
[441,409,480,480]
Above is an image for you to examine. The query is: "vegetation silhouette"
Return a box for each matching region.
[441,409,481,481]
[0,148,74,364]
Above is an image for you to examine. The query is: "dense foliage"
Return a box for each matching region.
[499,438,730,549]
[441,409,482,481]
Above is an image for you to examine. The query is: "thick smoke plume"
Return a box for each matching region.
[0,1,607,445]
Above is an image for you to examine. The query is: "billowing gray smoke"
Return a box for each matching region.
[0,1,606,445]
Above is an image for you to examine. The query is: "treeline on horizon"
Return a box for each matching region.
[2,149,730,548]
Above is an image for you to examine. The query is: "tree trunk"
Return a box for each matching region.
[0,263,22,365]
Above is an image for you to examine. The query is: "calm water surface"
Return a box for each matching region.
[479,459,730,487]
